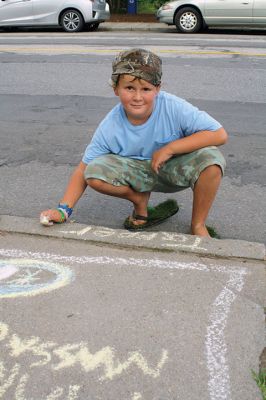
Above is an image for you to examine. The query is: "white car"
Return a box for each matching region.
[0,0,110,32]
[157,0,266,33]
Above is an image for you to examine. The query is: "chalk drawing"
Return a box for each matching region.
[0,321,167,399]
[0,248,248,400]
[205,269,247,400]
[0,259,73,299]
[0,249,209,272]
[0,362,20,398]
[161,234,207,251]
[0,320,168,378]
[53,345,168,380]
[132,393,142,400]
[0,359,81,400]
[13,371,80,400]
[0,265,18,281]
[59,226,208,251]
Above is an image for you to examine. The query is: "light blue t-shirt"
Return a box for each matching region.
[82,91,221,164]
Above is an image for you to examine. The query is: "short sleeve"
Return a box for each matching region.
[82,127,110,164]
[180,100,222,137]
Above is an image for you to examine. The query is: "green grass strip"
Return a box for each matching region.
[252,369,266,400]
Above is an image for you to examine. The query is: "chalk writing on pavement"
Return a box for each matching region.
[0,249,247,400]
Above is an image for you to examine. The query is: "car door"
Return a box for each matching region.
[31,0,62,24]
[253,0,266,24]
[204,0,253,25]
[0,0,33,25]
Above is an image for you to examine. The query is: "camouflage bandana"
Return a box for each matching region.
[111,48,162,87]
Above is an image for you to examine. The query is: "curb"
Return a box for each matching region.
[100,22,266,32]
[1,215,265,261]
[100,22,174,32]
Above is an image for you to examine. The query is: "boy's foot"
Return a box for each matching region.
[124,199,179,231]
[191,224,210,237]
[129,191,150,227]
[191,224,221,238]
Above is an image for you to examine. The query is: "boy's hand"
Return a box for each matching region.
[40,209,65,226]
[151,147,173,174]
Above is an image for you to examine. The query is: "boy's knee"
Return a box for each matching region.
[202,164,222,179]
[86,178,105,190]
[210,164,223,178]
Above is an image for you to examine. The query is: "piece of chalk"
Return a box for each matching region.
[40,215,53,226]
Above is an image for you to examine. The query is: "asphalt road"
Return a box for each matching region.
[0,29,265,243]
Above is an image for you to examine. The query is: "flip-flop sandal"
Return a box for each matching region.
[123,199,179,231]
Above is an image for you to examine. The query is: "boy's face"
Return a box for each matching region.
[114,74,160,126]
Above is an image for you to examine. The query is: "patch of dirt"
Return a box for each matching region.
[110,13,157,23]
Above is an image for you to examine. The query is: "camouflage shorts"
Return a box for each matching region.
[84,146,226,193]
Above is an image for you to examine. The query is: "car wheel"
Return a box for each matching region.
[61,9,84,32]
[87,22,100,32]
[175,7,202,33]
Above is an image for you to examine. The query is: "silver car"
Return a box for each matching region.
[157,0,266,33]
[0,0,110,32]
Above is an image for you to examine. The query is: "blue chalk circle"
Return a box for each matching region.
[0,258,74,298]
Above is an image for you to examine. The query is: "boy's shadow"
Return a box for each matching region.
[75,187,191,234]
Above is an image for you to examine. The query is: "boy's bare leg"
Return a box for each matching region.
[191,165,222,237]
[87,179,150,226]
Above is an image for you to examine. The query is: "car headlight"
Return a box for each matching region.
[161,3,175,10]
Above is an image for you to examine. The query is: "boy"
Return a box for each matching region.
[40,48,227,237]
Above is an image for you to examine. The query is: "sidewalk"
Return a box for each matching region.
[99,21,266,33]
[0,217,265,400]
[101,21,175,32]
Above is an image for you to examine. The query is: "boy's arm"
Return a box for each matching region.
[151,127,228,174]
[40,161,87,224]
[59,161,87,207]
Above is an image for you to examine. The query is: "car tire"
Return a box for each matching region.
[174,7,202,33]
[61,9,84,33]
[87,22,100,32]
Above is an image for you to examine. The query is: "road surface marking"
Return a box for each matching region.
[0,45,266,57]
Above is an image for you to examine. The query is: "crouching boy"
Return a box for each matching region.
[40,48,227,237]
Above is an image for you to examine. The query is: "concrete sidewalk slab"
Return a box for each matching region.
[100,21,266,33]
[0,232,265,400]
[101,22,175,32]
[0,215,265,261]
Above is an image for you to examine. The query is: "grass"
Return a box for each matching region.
[147,199,179,219]
[252,369,266,400]
[137,0,157,14]
[206,225,221,239]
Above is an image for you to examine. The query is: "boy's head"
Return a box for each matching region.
[111,48,162,88]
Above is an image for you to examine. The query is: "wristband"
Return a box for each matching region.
[58,203,73,218]
[57,208,66,223]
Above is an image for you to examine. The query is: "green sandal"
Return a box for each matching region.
[123,199,179,231]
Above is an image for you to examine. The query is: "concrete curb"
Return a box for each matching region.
[98,22,266,35]
[100,22,174,32]
[1,215,265,261]
[100,22,266,33]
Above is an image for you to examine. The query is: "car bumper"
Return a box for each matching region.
[91,4,110,22]
[156,9,174,25]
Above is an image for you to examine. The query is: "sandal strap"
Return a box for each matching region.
[132,212,148,221]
